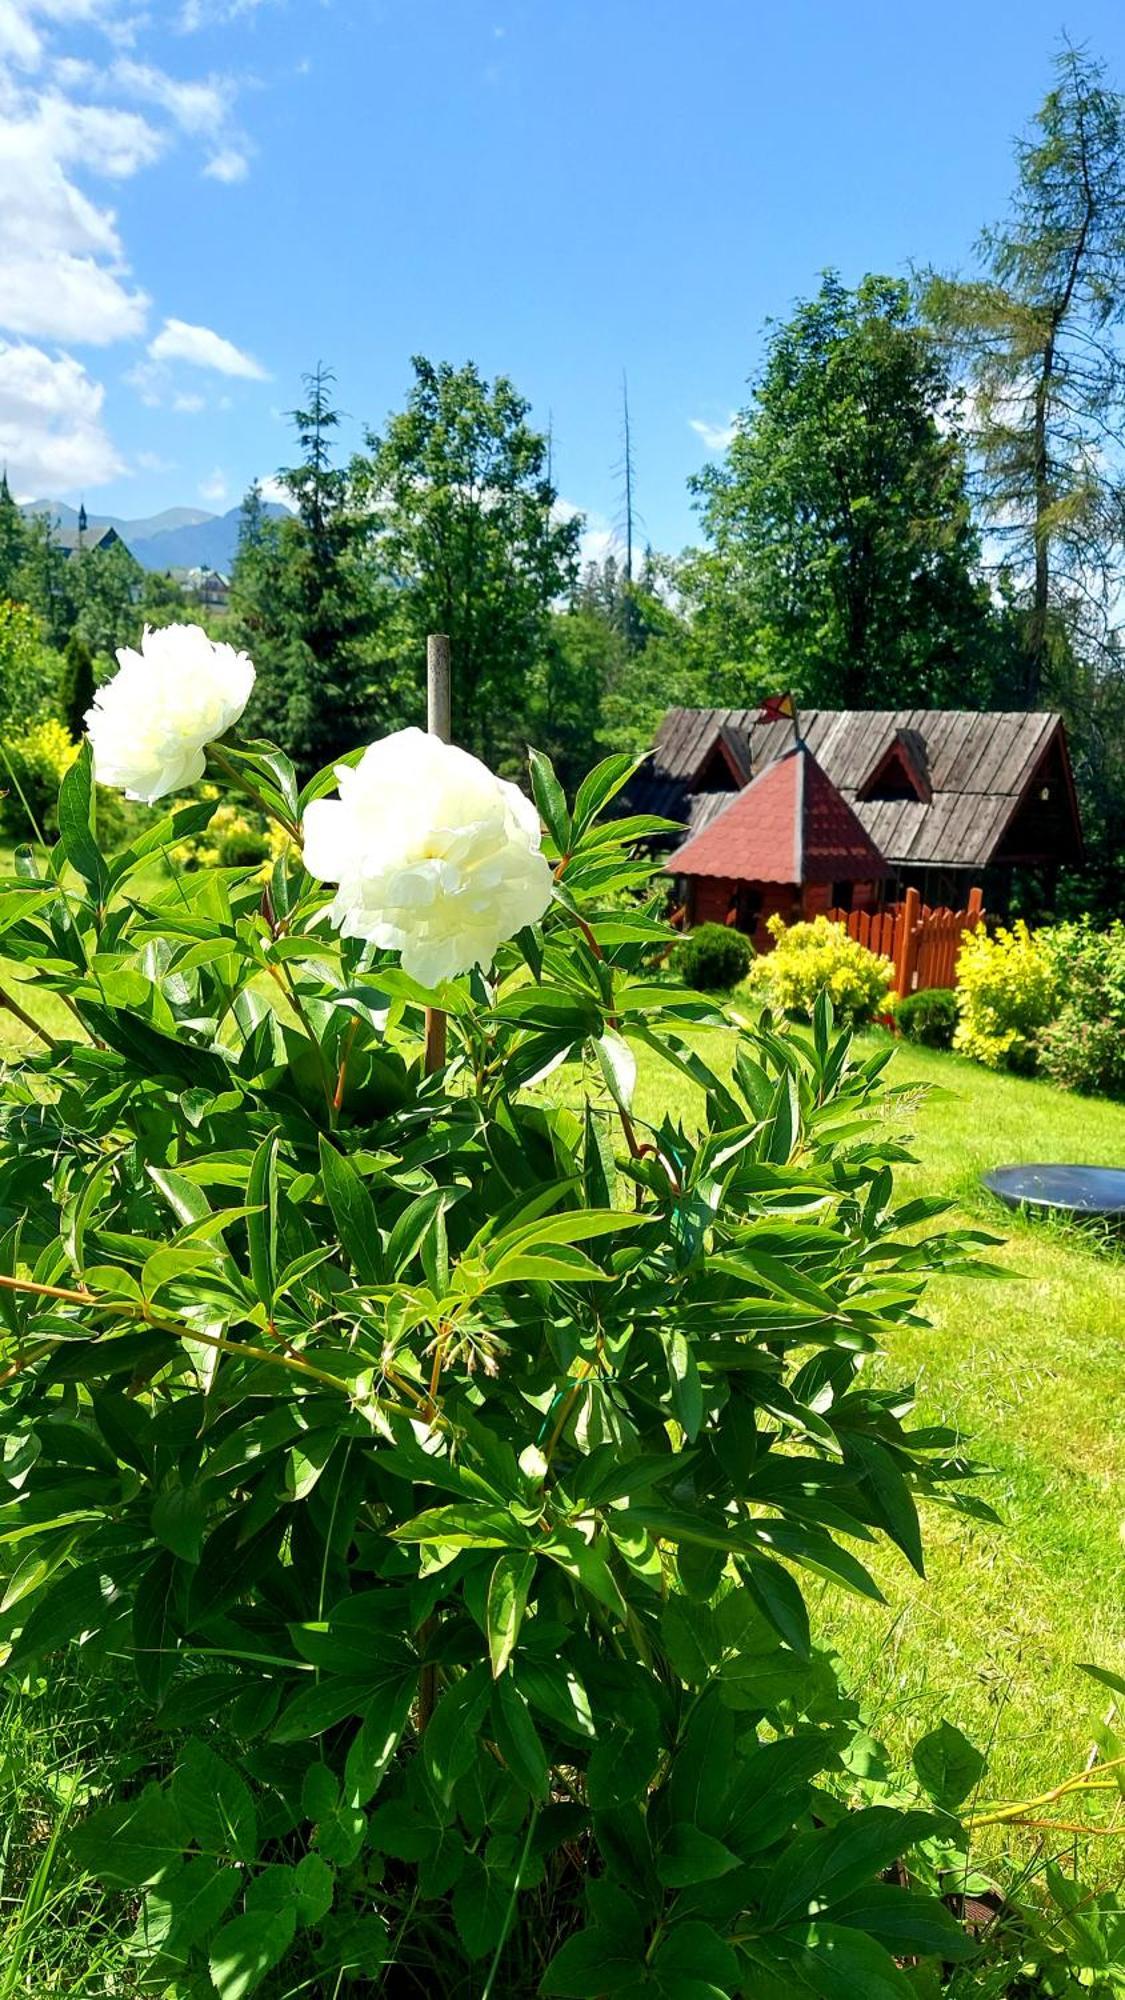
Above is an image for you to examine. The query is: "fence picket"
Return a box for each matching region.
[825,892,985,999]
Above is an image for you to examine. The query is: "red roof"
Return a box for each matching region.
[668,744,890,885]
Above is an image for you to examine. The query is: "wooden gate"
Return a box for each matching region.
[826,886,984,1000]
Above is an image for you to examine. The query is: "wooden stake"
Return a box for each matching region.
[424,634,452,1075]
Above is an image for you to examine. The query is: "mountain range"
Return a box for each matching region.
[20,499,291,575]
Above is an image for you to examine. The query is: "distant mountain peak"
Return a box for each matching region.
[20,497,292,574]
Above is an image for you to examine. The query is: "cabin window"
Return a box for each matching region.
[857,737,930,805]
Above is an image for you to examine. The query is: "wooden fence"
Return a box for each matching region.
[826,885,984,1000]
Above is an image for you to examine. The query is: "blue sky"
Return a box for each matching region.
[1,0,1123,560]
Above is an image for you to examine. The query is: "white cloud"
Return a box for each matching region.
[258,474,292,508]
[203,144,248,182]
[172,389,205,413]
[689,415,737,453]
[0,88,154,341]
[0,339,122,492]
[178,0,272,29]
[149,316,267,379]
[198,466,228,505]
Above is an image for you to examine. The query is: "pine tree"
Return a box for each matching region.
[0,473,27,602]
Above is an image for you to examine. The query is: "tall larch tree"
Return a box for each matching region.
[926,42,1125,703]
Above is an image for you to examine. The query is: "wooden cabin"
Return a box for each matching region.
[668,741,890,951]
[640,708,1083,914]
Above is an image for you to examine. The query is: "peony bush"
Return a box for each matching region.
[751,913,895,1027]
[0,627,989,1997]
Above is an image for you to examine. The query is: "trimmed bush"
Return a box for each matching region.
[895,985,959,1048]
[1036,918,1125,1097]
[675,918,753,989]
[753,913,894,1026]
[954,919,1056,1071]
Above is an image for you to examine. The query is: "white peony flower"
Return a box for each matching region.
[302,727,553,986]
[86,623,256,804]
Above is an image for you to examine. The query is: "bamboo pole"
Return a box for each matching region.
[424,634,452,1075]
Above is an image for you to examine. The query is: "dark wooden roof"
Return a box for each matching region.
[649,708,1077,870]
[670,743,890,885]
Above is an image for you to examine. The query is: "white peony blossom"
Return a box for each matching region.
[86,623,256,804]
[302,727,553,987]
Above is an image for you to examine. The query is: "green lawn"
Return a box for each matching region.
[634,1026,1125,1851]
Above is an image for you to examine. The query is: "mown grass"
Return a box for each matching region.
[632,1024,1125,1862]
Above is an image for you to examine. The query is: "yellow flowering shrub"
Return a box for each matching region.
[953,919,1056,1071]
[171,785,289,881]
[0,715,78,837]
[752,913,895,1026]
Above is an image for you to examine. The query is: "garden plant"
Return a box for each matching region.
[750,914,894,1028]
[0,626,1002,1997]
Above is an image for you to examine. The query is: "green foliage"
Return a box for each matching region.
[1037,918,1125,1097]
[954,920,1056,1071]
[894,986,959,1049]
[752,914,895,1027]
[0,601,60,736]
[233,380,387,776]
[675,920,753,991]
[689,273,1019,708]
[354,356,582,763]
[0,716,77,838]
[0,737,994,1997]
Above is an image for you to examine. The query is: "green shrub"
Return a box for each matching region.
[1036,918,1125,1097]
[675,917,753,989]
[752,912,894,1026]
[954,919,1056,1071]
[0,743,988,1998]
[895,985,959,1048]
[0,715,77,837]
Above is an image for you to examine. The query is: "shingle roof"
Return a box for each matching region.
[649,708,1072,869]
[669,743,890,885]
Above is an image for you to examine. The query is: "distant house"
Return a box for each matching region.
[54,522,130,559]
[174,566,231,610]
[641,707,1083,914]
[669,740,890,949]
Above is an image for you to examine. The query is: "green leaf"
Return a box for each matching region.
[245,1130,279,1310]
[527,747,572,852]
[911,1721,986,1811]
[315,1800,368,1867]
[828,1884,977,1960]
[540,1926,646,1995]
[209,1907,297,2000]
[761,1808,941,1927]
[392,1503,527,1551]
[486,1551,536,1678]
[171,1739,257,1863]
[783,1922,916,1999]
[56,739,108,896]
[572,753,640,839]
[69,1783,187,1889]
[653,1920,739,1990]
[133,1549,179,1704]
[318,1136,384,1283]
[344,1677,416,1807]
[151,1483,207,1565]
[424,1663,491,1801]
[491,1674,549,1799]
[138,1857,241,1962]
[656,1823,740,1888]
[452,1852,511,1960]
[663,1327,703,1440]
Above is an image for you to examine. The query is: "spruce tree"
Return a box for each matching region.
[61,632,96,741]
